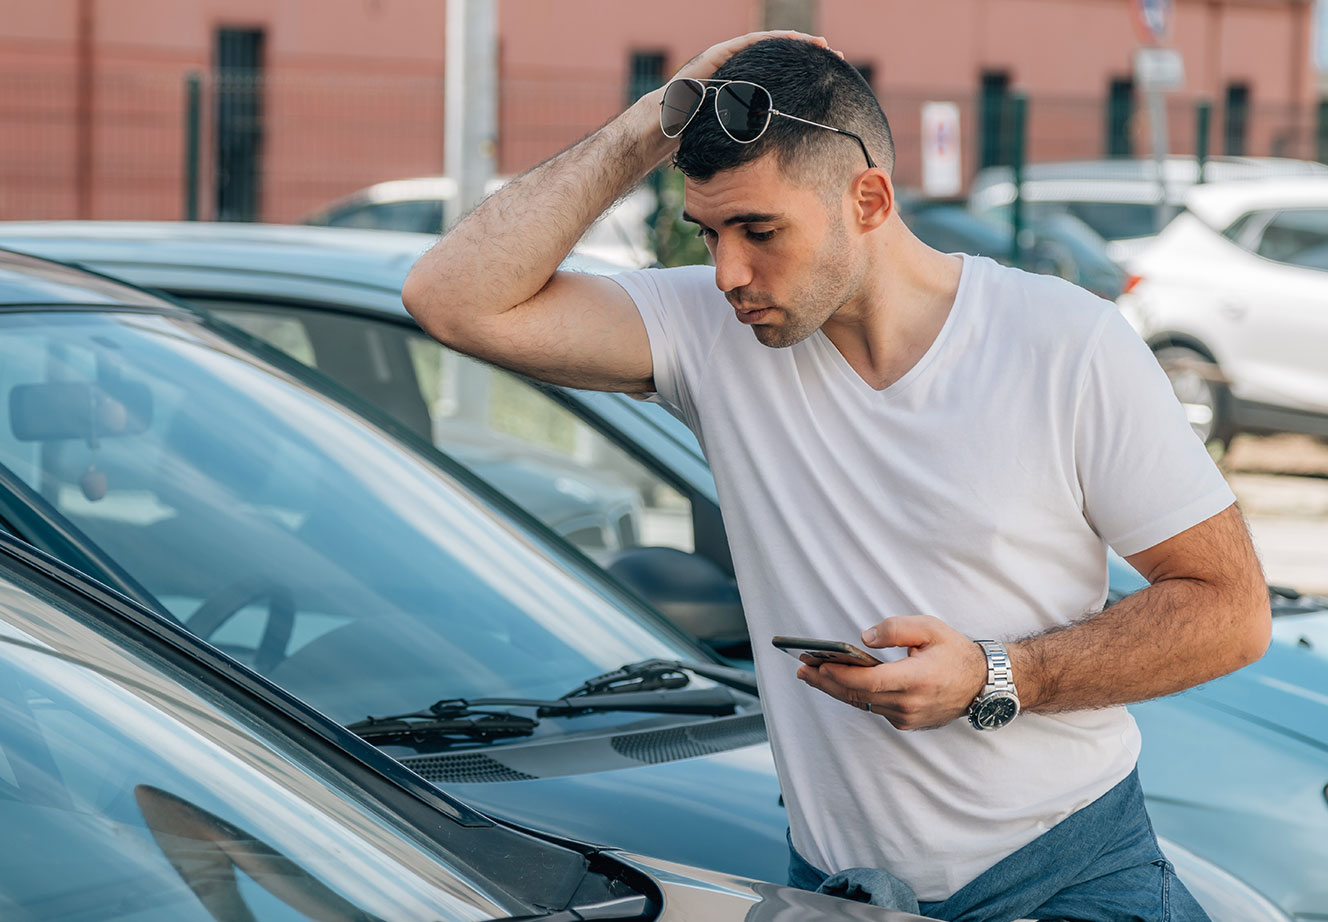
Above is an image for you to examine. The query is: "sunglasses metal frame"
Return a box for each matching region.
[659,77,878,171]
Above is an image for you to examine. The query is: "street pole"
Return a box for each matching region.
[445,0,498,231]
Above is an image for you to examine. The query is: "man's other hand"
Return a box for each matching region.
[795,616,986,730]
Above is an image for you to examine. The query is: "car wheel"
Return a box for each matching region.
[1154,346,1233,452]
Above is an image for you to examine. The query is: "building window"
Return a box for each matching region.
[979,70,1011,169]
[628,52,666,104]
[1224,83,1250,156]
[1106,78,1134,158]
[214,28,265,222]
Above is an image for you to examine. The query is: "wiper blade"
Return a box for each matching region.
[562,658,759,699]
[348,685,738,743]
[346,710,538,745]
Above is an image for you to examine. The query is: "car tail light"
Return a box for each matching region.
[1121,274,1143,295]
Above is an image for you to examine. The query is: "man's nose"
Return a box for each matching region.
[713,242,753,294]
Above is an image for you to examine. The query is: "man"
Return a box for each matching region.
[403,32,1269,922]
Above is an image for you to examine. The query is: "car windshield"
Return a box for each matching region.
[0,562,519,922]
[0,310,709,728]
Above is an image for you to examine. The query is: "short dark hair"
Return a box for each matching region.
[673,38,895,185]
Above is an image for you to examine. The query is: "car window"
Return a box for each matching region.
[0,311,709,726]
[1061,201,1160,241]
[214,303,696,561]
[0,569,510,922]
[323,201,445,234]
[1253,209,1328,271]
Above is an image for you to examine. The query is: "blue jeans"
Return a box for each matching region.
[787,768,1211,922]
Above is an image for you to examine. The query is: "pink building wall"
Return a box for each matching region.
[0,0,1318,223]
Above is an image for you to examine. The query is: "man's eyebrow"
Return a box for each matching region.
[681,211,780,227]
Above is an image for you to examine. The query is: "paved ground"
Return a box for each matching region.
[1223,435,1328,594]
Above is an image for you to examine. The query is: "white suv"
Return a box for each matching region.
[1117,176,1328,448]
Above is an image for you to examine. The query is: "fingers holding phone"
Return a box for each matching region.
[777,617,989,731]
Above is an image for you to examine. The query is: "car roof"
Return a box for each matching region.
[972,155,1328,186]
[1182,175,1328,226]
[0,222,627,319]
[0,247,177,308]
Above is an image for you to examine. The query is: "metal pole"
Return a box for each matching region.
[1146,87,1170,232]
[445,0,498,230]
[1195,99,1210,183]
[1317,98,1328,165]
[184,73,201,220]
[1008,93,1027,269]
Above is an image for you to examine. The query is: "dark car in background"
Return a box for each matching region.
[0,222,1320,920]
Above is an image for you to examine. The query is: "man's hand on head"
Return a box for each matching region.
[671,31,843,84]
[795,616,986,730]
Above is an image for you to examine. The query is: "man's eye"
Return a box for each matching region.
[696,227,718,241]
[747,229,775,242]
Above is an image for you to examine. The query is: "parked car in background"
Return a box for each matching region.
[302,174,657,267]
[0,531,944,922]
[899,196,1127,300]
[968,156,1328,264]
[0,224,1322,921]
[1116,176,1328,449]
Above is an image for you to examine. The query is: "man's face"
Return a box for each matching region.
[683,156,862,349]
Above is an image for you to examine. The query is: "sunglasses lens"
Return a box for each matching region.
[715,82,771,142]
[660,79,705,137]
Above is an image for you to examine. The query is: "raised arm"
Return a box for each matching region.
[400,31,833,393]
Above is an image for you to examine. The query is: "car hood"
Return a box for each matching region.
[1196,613,1328,749]
[438,732,789,883]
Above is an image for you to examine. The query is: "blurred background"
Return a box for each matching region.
[1,0,1324,224]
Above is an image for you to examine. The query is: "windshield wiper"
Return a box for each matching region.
[346,709,539,746]
[560,658,759,699]
[347,684,738,744]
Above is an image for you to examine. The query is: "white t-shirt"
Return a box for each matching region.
[611,254,1235,900]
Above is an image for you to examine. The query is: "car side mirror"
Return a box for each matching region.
[603,546,750,660]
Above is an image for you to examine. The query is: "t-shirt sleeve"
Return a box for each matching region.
[607,266,718,430]
[1074,309,1236,557]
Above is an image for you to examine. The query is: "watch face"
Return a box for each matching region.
[972,694,1019,730]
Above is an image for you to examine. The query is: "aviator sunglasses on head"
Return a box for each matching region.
[659,77,877,170]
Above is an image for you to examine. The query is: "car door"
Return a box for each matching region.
[1234,207,1328,414]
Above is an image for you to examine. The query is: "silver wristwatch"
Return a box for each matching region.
[968,640,1020,731]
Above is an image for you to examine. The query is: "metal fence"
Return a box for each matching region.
[2,68,1325,225]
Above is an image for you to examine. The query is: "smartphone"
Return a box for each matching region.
[771,635,882,667]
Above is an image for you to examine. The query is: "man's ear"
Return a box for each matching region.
[852,170,893,231]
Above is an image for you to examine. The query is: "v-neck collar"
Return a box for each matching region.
[810,253,974,397]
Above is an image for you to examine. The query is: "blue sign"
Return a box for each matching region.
[1135,0,1173,44]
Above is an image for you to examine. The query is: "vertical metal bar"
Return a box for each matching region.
[184,73,201,220]
[1317,98,1328,165]
[1195,99,1211,184]
[75,0,94,219]
[1008,93,1027,269]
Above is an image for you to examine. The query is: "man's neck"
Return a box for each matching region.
[821,235,964,392]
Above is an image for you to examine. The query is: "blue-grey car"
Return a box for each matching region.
[0,224,1317,921]
[0,522,948,922]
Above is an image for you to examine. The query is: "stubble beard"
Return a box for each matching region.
[749,220,861,350]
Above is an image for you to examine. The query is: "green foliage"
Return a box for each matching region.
[646,168,712,268]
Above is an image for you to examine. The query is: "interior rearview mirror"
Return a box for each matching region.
[9,380,153,442]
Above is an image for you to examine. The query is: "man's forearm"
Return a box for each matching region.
[403,90,672,329]
[1011,558,1270,713]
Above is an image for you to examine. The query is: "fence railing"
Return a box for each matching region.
[2,69,1325,225]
